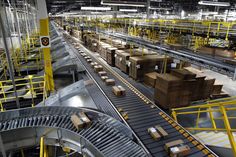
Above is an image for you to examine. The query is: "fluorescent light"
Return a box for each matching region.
[198,1,230,7]
[150,7,172,10]
[119,9,137,12]
[81,7,111,11]
[101,0,145,7]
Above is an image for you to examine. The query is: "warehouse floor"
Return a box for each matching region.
[186,66,236,96]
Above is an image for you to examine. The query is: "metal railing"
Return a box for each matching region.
[0,75,47,111]
[171,97,236,156]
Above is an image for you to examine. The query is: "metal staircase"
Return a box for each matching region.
[171,96,236,157]
[194,131,236,157]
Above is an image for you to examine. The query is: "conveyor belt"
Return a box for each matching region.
[0,106,147,157]
[63,33,218,157]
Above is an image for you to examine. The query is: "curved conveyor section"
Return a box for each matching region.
[0,106,147,157]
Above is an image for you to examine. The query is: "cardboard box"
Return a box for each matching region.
[215,48,235,58]
[71,114,84,130]
[79,112,91,126]
[106,47,117,66]
[94,65,103,73]
[155,74,183,94]
[168,43,183,50]
[197,46,215,56]
[171,69,196,80]
[212,85,223,94]
[129,55,172,81]
[98,71,107,76]
[112,85,126,96]
[105,79,115,85]
[115,50,130,74]
[101,76,109,81]
[154,89,191,109]
[155,125,168,137]
[87,59,92,63]
[144,72,157,87]
[164,139,184,152]
[170,145,190,157]
[191,76,206,101]
[91,62,98,68]
[202,79,215,99]
[148,127,161,140]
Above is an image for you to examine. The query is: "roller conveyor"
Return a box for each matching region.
[62,31,218,157]
[0,106,147,157]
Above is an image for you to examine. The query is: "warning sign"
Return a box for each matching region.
[40,36,51,48]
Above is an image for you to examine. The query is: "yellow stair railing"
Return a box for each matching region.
[171,97,236,156]
[0,75,47,111]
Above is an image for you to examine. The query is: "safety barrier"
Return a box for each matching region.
[171,97,236,156]
[0,75,47,111]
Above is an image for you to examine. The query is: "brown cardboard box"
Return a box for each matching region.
[202,79,215,99]
[170,145,190,157]
[168,43,183,50]
[215,48,235,58]
[71,114,84,130]
[87,59,92,63]
[154,89,191,109]
[105,79,115,85]
[155,74,183,94]
[91,62,98,68]
[129,55,172,81]
[100,44,111,61]
[101,76,109,81]
[84,56,91,60]
[197,46,215,56]
[94,65,103,73]
[155,125,168,137]
[224,59,236,65]
[115,50,130,74]
[144,72,158,87]
[171,69,196,80]
[148,127,161,140]
[212,85,223,94]
[98,71,107,76]
[112,85,126,96]
[191,76,206,101]
[106,47,117,66]
[164,139,184,152]
[79,112,91,126]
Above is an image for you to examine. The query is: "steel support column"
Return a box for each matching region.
[0,4,20,109]
[37,0,54,91]
[0,134,6,157]
[146,0,150,19]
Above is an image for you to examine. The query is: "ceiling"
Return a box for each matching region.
[46,0,236,14]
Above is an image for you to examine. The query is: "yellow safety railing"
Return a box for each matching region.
[0,75,47,111]
[171,97,236,156]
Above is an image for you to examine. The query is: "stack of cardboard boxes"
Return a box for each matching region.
[129,55,172,81]
[197,46,235,58]
[154,69,223,109]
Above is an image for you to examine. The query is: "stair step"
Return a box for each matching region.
[194,131,234,148]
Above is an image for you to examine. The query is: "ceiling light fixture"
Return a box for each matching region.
[81,6,111,11]
[149,7,172,10]
[101,0,146,7]
[198,1,230,7]
[119,9,137,12]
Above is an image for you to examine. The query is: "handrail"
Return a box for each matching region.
[171,98,236,156]
[0,75,47,111]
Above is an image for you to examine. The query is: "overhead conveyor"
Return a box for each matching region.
[98,31,236,78]
[61,25,218,157]
[0,106,147,157]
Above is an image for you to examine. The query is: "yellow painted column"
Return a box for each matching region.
[39,18,54,91]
